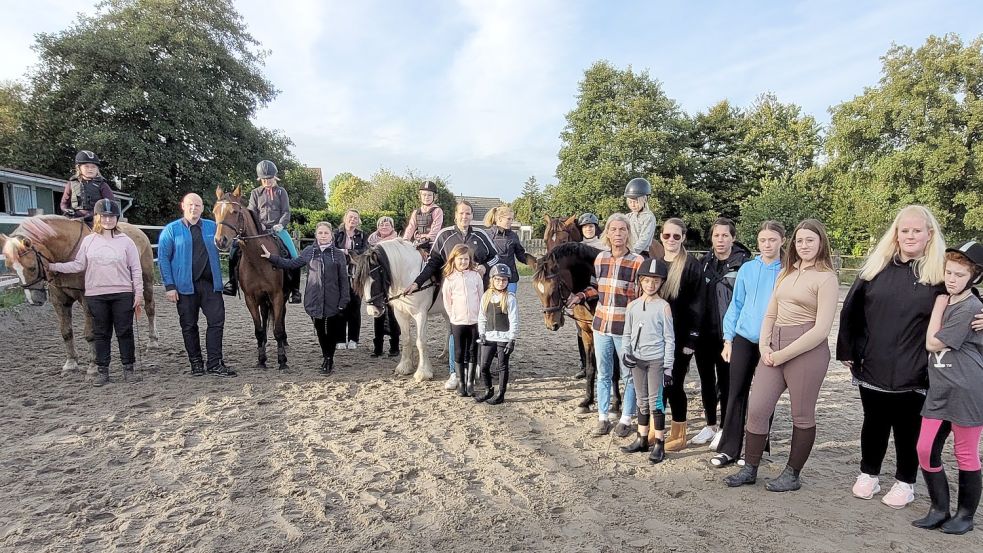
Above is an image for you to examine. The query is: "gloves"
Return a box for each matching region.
[663,368,673,389]
[622,352,638,370]
[64,208,76,217]
[477,334,487,346]
[504,340,515,355]
[272,224,284,233]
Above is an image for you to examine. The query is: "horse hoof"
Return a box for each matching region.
[62,359,79,373]
[575,405,591,415]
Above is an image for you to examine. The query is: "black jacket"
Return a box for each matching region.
[700,242,752,340]
[415,225,500,287]
[270,244,350,319]
[666,253,706,351]
[485,225,529,284]
[837,258,945,391]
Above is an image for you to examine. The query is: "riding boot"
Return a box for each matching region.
[122,363,141,383]
[621,434,649,453]
[724,464,758,487]
[320,357,334,375]
[93,365,110,387]
[464,363,476,397]
[649,411,666,463]
[389,336,400,357]
[289,268,302,304]
[223,245,240,296]
[766,465,802,492]
[476,364,494,403]
[941,469,981,535]
[456,363,468,397]
[913,469,951,529]
[665,421,688,452]
[371,336,384,358]
[487,368,509,405]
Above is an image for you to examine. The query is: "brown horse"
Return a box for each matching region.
[0,215,159,372]
[543,213,665,258]
[212,186,289,370]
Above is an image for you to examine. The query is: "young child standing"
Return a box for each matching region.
[477,264,520,404]
[442,243,484,397]
[914,241,983,535]
[620,257,675,463]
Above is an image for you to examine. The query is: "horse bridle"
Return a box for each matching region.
[538,263,594,324]
[214,199,271,241]
[12,221,86,291]
[363,246,435,310]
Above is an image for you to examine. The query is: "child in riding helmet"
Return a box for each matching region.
[624,178,657,257]
[620,257,675,463]
[403,180,444,248]
[61,150,115,224]
[442,244,483,398]
[578,213,607,251]
[476,264,519,404]
[915,241,983,534]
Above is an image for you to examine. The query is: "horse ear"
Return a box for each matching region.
[563,215,578,229]
[215,186,224,200]
[233,185,242,197]
[20,237,31,250]
[542,214,551,225]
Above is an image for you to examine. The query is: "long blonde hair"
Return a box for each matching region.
[661,217,688,301]
[484,205,514,228]
[92,214,118,235]
[481,285,511,313]
[777,219,835,284]
[443,243,476,277]
[858,205,945,285]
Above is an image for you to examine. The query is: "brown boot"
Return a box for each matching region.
[665,421,688,452]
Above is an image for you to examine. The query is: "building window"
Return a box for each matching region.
[11,184,35,215]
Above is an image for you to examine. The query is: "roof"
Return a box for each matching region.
[455,195,508,227]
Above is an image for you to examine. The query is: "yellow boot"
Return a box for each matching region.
[665,421,688,452]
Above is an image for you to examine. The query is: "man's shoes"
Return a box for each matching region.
[190,359,206,377]
[592,420,613,437]
[222,281,238,297]
[289,290,302,304]
[207,361,237,377]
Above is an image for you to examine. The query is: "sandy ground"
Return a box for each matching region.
[0,279,981,553]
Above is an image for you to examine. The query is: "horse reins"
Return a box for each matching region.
[215,199,274,242]
[539,266,594,324]
[364,246,435,307]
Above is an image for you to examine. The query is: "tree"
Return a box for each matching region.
[552,61,691,219]
[689,100,751,219]
[824,34,983,249]
[14,0,290,223]
[742,93,823,184]
[374,171,455,231]
[737,173,823,247]
[327,172,370,212]
[511,176,546,235]
[281,165,325,209]
[0,81,27,166]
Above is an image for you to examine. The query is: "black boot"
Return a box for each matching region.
[93,365,110,387]
[766,465,802,492]
[320,357,334,375]
[649,439,666,464]
[456,363,468,397]
[288,269,302,304]
[913,468,951,529]
[190,358,205,377]
[487,368,509,405]
[475,364,494,403]
[388,338,400,358]
[122,363,141,383]
[223,246,240,296]
[941,469,981,535]
[621,434,649,453]
[371,337,384,358]
[724,464,758,487]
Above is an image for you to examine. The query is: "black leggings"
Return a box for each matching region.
[665,346,695,423]
[313,315,345,359]
[717,335,772,458]
[694,334,729,426]
[479,341,511,376]
[451,324,478,365]
[859,386,925,483]
[87,292,136,367]
[342,291,361,343]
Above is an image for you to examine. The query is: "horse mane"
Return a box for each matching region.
[534,241,599,281]
[17,216,60,242]
[352,247,376,293]
[218,192,263,232]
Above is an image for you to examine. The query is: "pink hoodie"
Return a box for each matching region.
[441,269,483,325]
[49,233,142,297]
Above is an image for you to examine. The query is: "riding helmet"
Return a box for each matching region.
[624,177,652,199]
[578,213,600,228]
[419,180,438,193]
[636,257,669,281]
[490,264,512,280]
[93,199,122,217]
[946,240,983,287]
[256,160,279,180]
[75,150,101,166]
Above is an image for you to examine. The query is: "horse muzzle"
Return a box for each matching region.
[24,287,48,306]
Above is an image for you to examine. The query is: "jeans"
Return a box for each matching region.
[176,277,225,369]
[594,331,636,419]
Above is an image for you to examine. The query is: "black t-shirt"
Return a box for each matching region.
[189,222,212,282]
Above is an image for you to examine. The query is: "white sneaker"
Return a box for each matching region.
[444,373,459,390]
[690,425,717,445]
[709,429,722,451]
[852,473,880,500]
[336,342,348,350]
[881,481,915,509]
[347,341,357,350]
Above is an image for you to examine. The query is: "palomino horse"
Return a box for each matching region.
[533,242,622,414]
[353,238,445,383]
[0,215,159,372]
[213,186,289,370]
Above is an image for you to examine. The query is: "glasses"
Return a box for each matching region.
[661,233,682,240]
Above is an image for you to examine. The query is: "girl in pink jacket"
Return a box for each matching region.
[442,243,483,397]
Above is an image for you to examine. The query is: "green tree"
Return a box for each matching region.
[737,172,823,247]
[373,171,455,231]
[13,0,290,223]
[327,172,370,212]
[511,176,546,235]
[825,33,983,249]
[742,93,823,184]
[0,81,27,166]
[689,100,751,219]
[281,165,325,209]
[553,61,691,219]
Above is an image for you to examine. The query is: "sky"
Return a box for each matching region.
[1,0,980,201]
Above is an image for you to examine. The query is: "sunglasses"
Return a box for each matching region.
[661,233,682,240]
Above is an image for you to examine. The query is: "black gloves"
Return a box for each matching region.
[504,340,515,355]
[663,368,673,389]
[622,352,638,370]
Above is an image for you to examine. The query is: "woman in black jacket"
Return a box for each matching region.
[483,205,537,294]
[334,209,369,350]
[262,221,350,375]
[837,205,946,509]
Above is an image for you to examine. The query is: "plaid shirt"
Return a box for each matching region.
[583,250,643,335]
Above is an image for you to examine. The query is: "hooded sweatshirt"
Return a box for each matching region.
[722,255,782,344]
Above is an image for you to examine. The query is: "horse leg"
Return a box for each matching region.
[392,308,415,376]
[244,295,267,368]
[80,296,97,373]
[53,291,79,373]
[578,326,596,413]
[412,310,433,382]
[273,295,288,370]
[144,279,159,347]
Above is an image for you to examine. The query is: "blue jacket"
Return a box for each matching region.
[722,255,782,343]
[158,218,224,294]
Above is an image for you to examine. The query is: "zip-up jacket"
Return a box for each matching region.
[700,242,752,340]
[270,244,350,319]
[623,296,676,367]
[722,256,782,344]
[415,226,500,287]
[485,225,530,283]
[158,218,224,294]
[478,291,519,343]
[248,185,290,230]
[666,253,705,351]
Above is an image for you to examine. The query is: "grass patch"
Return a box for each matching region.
[0,287,25,309]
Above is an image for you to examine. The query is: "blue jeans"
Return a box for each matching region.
[448,332,455,375]
[594,331,636,419]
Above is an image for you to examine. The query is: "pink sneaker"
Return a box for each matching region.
[852,473,880,499]
[881,481,915,509]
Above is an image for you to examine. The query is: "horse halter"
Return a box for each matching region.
[16,246,51,290]
[363,248,393,311]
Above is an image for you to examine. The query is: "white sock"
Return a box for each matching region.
[619,415,632,426]
[598,414,607,422]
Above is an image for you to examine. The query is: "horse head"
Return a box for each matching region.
[353,246,391,318]
[533,251,569,331]
[543,214,582,252]
[0,233,51,306]
[213,185,246,251]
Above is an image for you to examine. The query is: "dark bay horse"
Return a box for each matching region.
[213,186,288,370]
[0,215,159,372]
[533,242,622,414]
[543,213,665,258]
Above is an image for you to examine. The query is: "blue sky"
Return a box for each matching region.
[2,1,980,201]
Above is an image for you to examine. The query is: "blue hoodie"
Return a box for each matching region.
[722,255,782,343]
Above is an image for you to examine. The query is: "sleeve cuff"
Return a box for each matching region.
[165,284,176,292]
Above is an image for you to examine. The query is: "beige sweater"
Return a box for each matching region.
[760,264,839,365]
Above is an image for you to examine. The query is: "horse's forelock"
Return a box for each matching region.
[2,237,23,260]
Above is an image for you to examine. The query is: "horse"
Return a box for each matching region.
[532,242,622,414]
[543,213,665,258]
[353,238,445,383]
[212,186,289,370]
[0,215,159,372]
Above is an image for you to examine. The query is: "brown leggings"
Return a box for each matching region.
[744,323,829,468]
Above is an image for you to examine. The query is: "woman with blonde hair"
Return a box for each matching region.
[837,205,947,508]
[368,216,401,357]
[483,205,536,294]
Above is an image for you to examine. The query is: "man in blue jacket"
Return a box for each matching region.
[158,193,236,377]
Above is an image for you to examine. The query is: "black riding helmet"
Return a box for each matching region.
[93,199,122,217]
[946,240,983,290]
[624,177,652,199]
[256,160,278,180]
[637,257,668,281]
[490,264,512,280]
[578,213,600,228]
[75,150,101,166]
[419,180,438,193]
